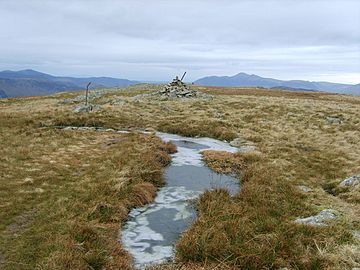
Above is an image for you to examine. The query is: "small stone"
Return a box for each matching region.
[23,177,34,184]
[339,174,360,187]
[78,127,90,131]
[352,230,360,240]
[326,116,342,124]
[229,137,245,147]
[73,104,102,113]
[110,99,126,106]
[298,185,312,193]
[230,137,257,152]
[73,105,93,113]
[63,127,75,130]
[295,209,337,226]
[96,128,107,132]
[145,127,156,133]
[238,145,257,153]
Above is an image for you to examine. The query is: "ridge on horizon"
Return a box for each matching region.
[194,72,360,96]
[0,69,359,98]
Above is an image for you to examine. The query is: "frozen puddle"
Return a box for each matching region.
[121,132,240,269]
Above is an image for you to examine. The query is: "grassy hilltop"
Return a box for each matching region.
[0,85,359,269]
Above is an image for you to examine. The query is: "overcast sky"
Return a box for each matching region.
[0,0,359,83]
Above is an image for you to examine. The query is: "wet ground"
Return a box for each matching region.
[121,133,240,269]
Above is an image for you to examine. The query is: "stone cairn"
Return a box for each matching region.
[156,73,200,98]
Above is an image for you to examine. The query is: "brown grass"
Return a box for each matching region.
[1,84,360,269]
[176,154,354,269]
[0,109,175,269]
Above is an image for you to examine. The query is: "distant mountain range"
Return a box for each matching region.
[0,69,359,98]
[0,69,138,98]
[194,72,360,96]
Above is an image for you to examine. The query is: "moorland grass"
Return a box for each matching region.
[1,85,359,269]
[0,110,175,269]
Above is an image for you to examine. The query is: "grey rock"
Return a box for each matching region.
[230,137,245,147]
[110,99,126,106]
[287,112,296,117]
[298,185,312,193]
[339,174,360,187]
[95,127,107,132]
[63,126,76,130]
[62,90,106,104]
[230,137,258,152]
[73,105,93,113]
[238,145,257,153]
[145,127,156,133]
[352,230,360,240]
[295,209,337,226]
[78,127,90,131]
[73,104,101,113]
[326,116,342,124]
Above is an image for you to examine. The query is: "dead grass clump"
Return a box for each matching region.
[50,109,146,130]
[88,204,119,223]
[152,144,175,166]
[201,150,246,174]
[130,182,157,206]
[159,141,177,155]
[157,119,237,141]
[51,113,106,128]
[338,184,360,203]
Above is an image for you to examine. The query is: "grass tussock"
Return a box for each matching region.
[157,119,237,141]
[201,150,260,174]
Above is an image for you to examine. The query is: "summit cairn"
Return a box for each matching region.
[155,72,206,99]
[134,72,212,101]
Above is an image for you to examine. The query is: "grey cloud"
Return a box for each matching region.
[0,0,359,83]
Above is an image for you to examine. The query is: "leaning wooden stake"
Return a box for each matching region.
[180,72,187,81]
[85,82,91,106]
